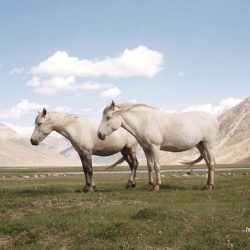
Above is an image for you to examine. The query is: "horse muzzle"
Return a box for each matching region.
[30,138,39,146]
[97,131,106,140]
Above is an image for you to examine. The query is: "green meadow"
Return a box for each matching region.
[0,167,249,250]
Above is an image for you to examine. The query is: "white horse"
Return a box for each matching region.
[30,108,139,192]
[98,101,219,191]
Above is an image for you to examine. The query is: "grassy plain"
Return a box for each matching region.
[0,167,249,249]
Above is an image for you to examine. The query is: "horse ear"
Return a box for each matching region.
[111,100,115,110]
[42,108,47,117]
[37,111,40,114]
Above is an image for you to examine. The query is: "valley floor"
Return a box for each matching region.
[0,167,249,249]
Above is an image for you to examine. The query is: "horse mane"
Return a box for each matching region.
[47,112,79,127]
[115,103,156,113]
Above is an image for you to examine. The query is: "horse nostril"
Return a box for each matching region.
[30,138,38,145]
[97,132,105,140]
[97,132,102,139]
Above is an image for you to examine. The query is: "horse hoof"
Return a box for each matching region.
[126,182,133,190]
[203,184,214,190]
[126,182,136,189]
[88,186,96,192]
[153,185,160,192]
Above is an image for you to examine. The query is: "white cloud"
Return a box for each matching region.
[9,67,24,75]
[182,98,242,116]
[82,108,92,113]
[31,45,164,78]
[53,106,71,112]
[28,45,163,97]
[128,99,138,103]
[0,99,48,119]
[27,76,114,95]
[100,87,121,98]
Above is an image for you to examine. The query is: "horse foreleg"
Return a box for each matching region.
[79,154,89,192]
[152,147,161,191]
[79,153,95,192]
[85,156,96,192]
[144,148,155,190]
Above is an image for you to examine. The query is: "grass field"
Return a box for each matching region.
[0,167,249,249]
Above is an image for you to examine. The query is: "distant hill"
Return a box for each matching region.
[215,96,250,163]
[141,96,250,165]
[0,124,80,167]
[1,96,249,167]
[40,134,130,166]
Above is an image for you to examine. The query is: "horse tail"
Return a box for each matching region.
[179,155,204,175]
[180,155,203,166]
[105,156,125,171]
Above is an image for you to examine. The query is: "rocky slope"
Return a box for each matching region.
[143,96,250,165]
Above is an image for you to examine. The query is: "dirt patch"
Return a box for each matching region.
[0,234,12,247]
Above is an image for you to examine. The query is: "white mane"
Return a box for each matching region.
[38,112,79,128]
[112,103,155,114]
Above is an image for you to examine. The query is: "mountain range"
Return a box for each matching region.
[0,96,249,167]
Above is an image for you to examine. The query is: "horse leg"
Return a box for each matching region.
[143,148,155,190]
[197,142,215,190]
[121,147,137,189]
[79,154,90,192]
[152,146,161,191]
[80,153,95,192]
[85,155,96,192]
[130,149,139,188]
[124,147,139,189]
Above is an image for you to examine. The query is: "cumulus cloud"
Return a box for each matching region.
[128,99,138,103]
[27,45,163,97]
[100,87,121,98]
[0,99,48,119]
[53,106,71,112]
[82,108,92,113]
[182,98,242,116]
[27,76,114,95]
[31,46,163,78]
[9,67,24,75]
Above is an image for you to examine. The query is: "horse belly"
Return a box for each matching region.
[93,137,125,156]
[160,143,196,152]
[160,133,201,152]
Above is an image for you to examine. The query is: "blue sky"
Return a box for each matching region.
[0,0,250,133]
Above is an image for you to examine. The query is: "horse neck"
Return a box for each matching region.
[50,113,77,141]
[121,108,147,139]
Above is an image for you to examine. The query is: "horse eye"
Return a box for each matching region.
[37,123,42,126]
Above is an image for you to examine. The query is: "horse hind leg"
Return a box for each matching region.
[128,148,139,188]
[197,142,215,190]
[121,147,138,189]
